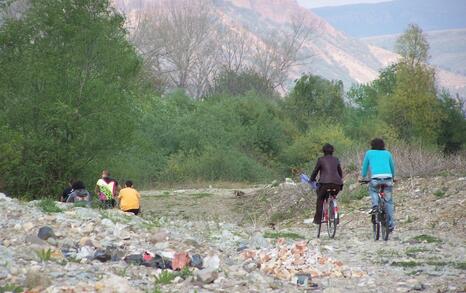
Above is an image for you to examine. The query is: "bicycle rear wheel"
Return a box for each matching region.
[380,212,390,241]
[327,200,337,238]
[372,214,380,241]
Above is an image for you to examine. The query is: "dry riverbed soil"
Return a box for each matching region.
[0,176,465,292]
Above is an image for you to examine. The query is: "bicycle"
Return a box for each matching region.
[316,187,340,239]
[300,174,340,239]
[359,179,392,241]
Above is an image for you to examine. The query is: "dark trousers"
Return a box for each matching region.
[124,208,140,215]
[314,183,342,224]
[101,199,116,209]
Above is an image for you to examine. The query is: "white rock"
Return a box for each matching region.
[204,254,220,270]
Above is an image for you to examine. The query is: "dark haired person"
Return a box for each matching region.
[60,179,74,202]
[66,181,91,206]
[118,180,141,215]
[95,170,119,209]
[361,138,396,231]
[310,144,344,224]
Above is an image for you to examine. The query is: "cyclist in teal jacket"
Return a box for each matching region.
[361,138,396,231]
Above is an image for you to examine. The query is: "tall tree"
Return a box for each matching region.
[395,23,430,68]
[379,24,440,144]
[0,0,142,196]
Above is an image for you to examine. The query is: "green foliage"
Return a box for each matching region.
[0,284,23,293]
[263,231,304,240]
[155,270,176,285]
[285,74,345,131]
[395,24,430,67]
[179,267,193,279]
[378,63,442,144]
[437,91,466,154]
[210,69,277,98]
[0,0,142,197]
[35,248,53,262]
[412,234,442,243]
[282,123,353,170]
[38,198,63,213]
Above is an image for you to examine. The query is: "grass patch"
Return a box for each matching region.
[38,198,63,213]
[264,231,304,240]
[405,247,430,255]
[35,248,53,262]
[155,270,176,285]
[412,234,442,243]
[391,260,419,267]
[269,211,293,223]
[455,262,466,270]
[189,192,212,199]
[425,260,449,266]
[433,190,446,198]
[100,210,132,224]
[0,284,23,293]
[179,267,193,279]
[377,249,402,257]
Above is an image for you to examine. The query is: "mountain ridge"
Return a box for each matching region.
[115,0,466,95]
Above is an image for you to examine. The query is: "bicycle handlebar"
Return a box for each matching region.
[359,179,398,184]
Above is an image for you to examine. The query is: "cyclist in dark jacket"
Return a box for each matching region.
[310,144,343,224]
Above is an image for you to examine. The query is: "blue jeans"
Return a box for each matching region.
[369,178,395,228]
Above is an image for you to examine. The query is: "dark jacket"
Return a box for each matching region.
[310,155,343,185]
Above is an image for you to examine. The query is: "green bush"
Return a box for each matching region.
[282,123,354,170]
[163,147,274,182]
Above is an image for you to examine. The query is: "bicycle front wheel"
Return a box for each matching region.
[327,200,337,238]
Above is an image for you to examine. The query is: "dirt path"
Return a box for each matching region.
[140,187,260,223]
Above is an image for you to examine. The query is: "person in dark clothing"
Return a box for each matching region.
[310,144,344,224]
[66,181,91,206]
[60,180,74,202]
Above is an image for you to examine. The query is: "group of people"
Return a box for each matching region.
[61,170,142,215]
[310,138,396,232]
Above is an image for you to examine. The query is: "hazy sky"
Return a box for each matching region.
[297,0,393,8]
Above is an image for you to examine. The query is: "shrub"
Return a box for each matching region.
[38,198,63,213]
[282,123,354,171]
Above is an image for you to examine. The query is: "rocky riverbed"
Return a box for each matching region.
[0,176,465,292]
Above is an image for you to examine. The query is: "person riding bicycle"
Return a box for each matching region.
[310,144,343,224]
[361,138,396,232]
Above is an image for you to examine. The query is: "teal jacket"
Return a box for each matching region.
[361,150,395,178]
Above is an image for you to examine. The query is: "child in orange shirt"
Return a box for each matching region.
[118,180,141,215]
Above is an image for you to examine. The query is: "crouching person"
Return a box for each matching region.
[118,180,141,215]
[66,181,91,207]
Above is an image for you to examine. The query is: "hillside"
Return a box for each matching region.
[312,0,466,37]
[363,28,466,76]
[114,0,466,95]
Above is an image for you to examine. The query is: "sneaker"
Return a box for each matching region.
[368,207,377,214]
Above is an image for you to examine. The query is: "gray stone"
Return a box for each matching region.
[190,254,203,269]
[243,261,257,273]
[249,232,270,249]
[37,226,55,240]
[196,268,218,284]
[74,207,100,220]
[25,234,48,246]
[25,269,52,289]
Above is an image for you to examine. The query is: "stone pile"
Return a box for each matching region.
[241,238,365,284]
